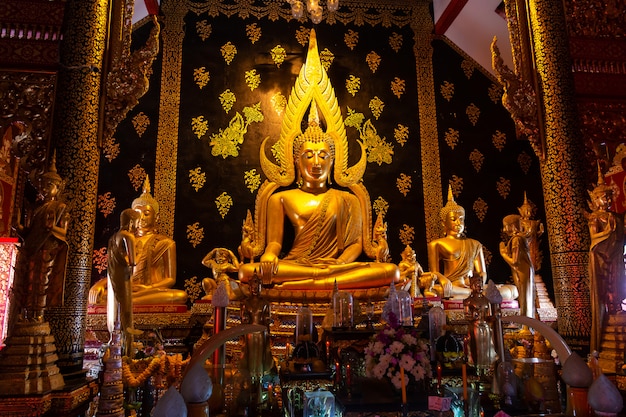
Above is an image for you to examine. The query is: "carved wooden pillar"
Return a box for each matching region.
[46,0,109,375]
[527,0,591,345]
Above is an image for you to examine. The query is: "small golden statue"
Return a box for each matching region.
[373,212,390,263]
[464,277,497,377]
[238,209,256,264]
[89,177,188,305]
[201,247,241,301]
[238,29,399,294]
[518,192,544,272]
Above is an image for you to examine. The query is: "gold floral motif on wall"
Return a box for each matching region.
[97,192,116,218]
[296,26,311,46]
[389,32,403,53]
[496,177,511,199]
[345,109,394,165]
[244,169,261,193]
[196,20,212,41]
[449,175,464,198]
[221,41,237,65]
[394,124,409,146]
[461,59,475,79]
[209,103,264,158]
[320,48,334,72]
[193,67,210,89]
[444,128,459,149]
[192,116,209,138]
[184,277,203,302]
[391,77,406,99]
[186,222,204,247]
[346,75,361,96]
[369,96,385,120]
[399,224,415,246]
[440,81,454,101]
[482,246,492,267]
[492,130,506,151]
[473,197,488,222]
[103,137,120,162]
[270,45,286,67]
[215,192,233,218]
[469,149,484,172]
[344,29,359,50]
[245,69,261,91]
[396,173,412,196]
[128,165,146,190]
[488,83,502,104]
[246,23,261,44]
[466,103,480,126]
[271,92,286,116]
[92,248,107,274]
[219,89,236,113]
[366,51,381,73]
[132,112,150,137]
[517,151,532,175]
[189,167,206,191]
[373,196,389,217]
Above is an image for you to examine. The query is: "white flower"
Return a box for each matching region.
[399,353,416,371]
[389,341,404,354]
[373,361,387,379]
[390,370,403,390]
[401,333,417,346]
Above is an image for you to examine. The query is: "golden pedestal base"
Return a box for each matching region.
[0,321,65,395]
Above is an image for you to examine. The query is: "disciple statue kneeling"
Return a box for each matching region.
[89,177,188,306]
[428,186,518,300]
[238,30,399,293]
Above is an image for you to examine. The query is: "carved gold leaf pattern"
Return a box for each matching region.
[389,32,403,53]
[461,59,475,79]
[320,48,334,72]
[466,103,480,126]
[191,115,209,138]
[496,177,511,199]
[488,83,502,103]
[270,45,286,68]
[396,173,412,196]
[394,124,409,146]
[469,149,484,172]
[186,222,204,247]
[483,245,492,266]
[132,112,150,137]
[92,247,107,274]
[366,51,381,73]
[346,75,361,96]
[440,81,454,102]
[189,167,206,191]
[368,137,394,165]
[344,29,359,50]
[492,130,507,151]
[215,192,233,218]
[449,175,464,198]
[103,137,120,162]
[97,192,116,218]
[295,26,311,46]
[472,197,488,222]
[193,67,210,89]
[220,41,237,65]
[245,69,261,91]
[210,113,245,158]
[246,23,261,44]
[271,92,287,116]
[444,128,459,149]
[399,224,415,246]
[391,77,406,99]
[196,20,212,41]
[373,196,389,218]
[219,89,236,113]
[184,277,203,302]
[517,151,532,175]
[128,165,146,190]
[244,169,261,193]
[369,96,385,120]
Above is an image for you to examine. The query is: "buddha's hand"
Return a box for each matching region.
[132,284,152,292]
[259,257,278,285]
[88,280,106,305]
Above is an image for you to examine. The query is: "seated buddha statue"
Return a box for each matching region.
[89,177,188,305]
[238,29,399,292]
[428,186,518,300]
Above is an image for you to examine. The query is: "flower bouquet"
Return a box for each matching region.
[364,312,432,391]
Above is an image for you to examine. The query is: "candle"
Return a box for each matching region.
[286,342,291,357]
[437,363,442,390]
[326,340,331,359]
[346,363,352,386]
[335,361,341,384]
[462,363,468,401]
[400,367,407,404]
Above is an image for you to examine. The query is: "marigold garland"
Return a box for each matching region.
[122,354,190,388]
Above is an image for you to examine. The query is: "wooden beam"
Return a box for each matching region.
[434,0,468,35]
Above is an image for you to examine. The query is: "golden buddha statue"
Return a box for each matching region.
[89,177,188,305]
[428,186,518,300]
[238,29,399,293]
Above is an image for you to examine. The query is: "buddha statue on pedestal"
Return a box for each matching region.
[238,29,400,295]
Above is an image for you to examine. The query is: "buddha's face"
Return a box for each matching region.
[444,210,465,237]
[135,204,157,233]
[297,140,333,186]
[41,178,60,200]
